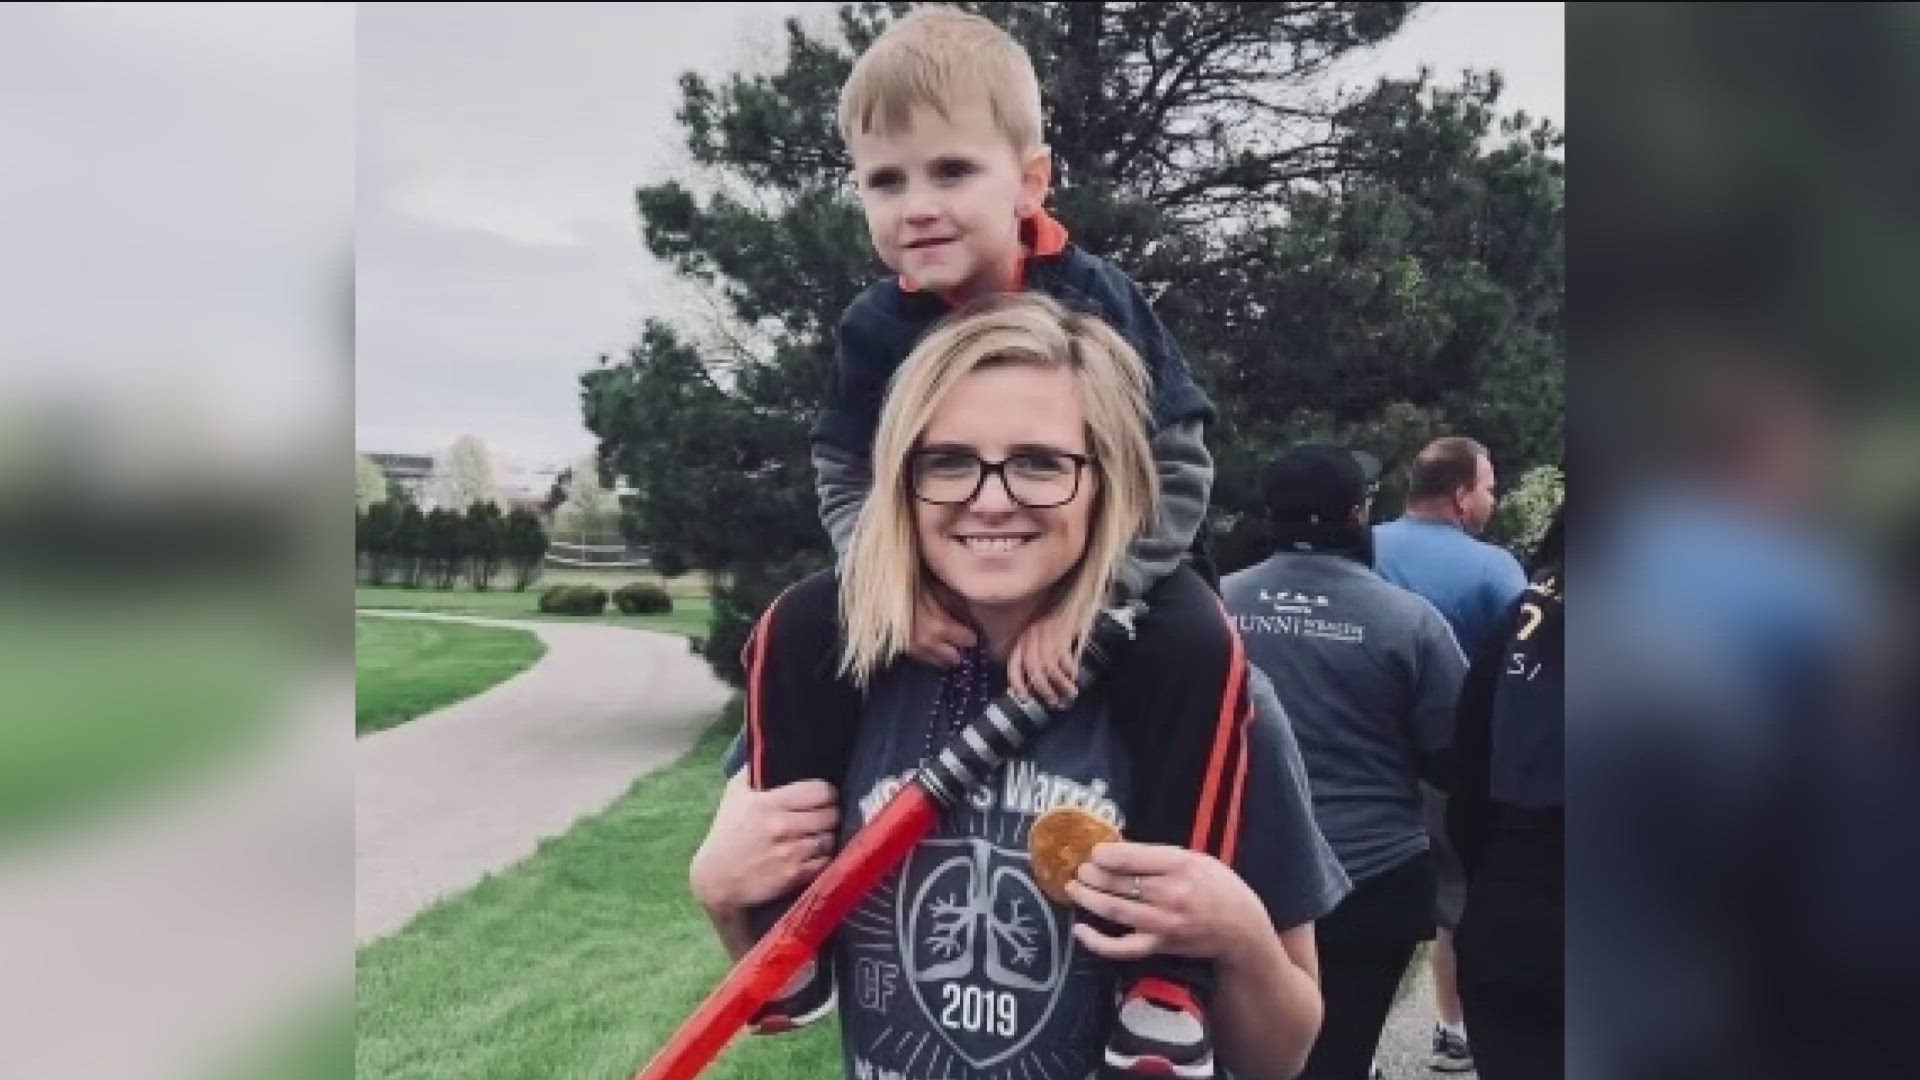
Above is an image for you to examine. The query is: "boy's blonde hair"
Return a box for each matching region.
[839,293,1158,688]
[838,6,1045,154]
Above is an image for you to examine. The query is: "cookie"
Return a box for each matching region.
[1027,805,1120,906]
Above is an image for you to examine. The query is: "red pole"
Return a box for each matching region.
[632,784,940,1080]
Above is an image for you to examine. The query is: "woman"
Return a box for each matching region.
[691,294,1346,1080]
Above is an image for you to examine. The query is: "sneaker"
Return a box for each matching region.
[1103,977,1214,1079]
[1430,1022,1473,1073]
[748,959,836,1034]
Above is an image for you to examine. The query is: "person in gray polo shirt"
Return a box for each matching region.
[1223,443,1468,1080]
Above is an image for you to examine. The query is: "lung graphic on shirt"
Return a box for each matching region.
[885,832,1072,1070]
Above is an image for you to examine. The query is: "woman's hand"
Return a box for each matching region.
[689,774,840,918]
[908,589,978,669]
[1008,607,1080,709]
[1063,840,1272,965]
[1071,842,1323,1080]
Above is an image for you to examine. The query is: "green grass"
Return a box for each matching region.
[0,596,282,846]
[355,579,711,640]
[203,997,354,1080]
[356,704,844,1080]
[356,616,549,735]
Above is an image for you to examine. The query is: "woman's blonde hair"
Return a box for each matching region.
[837,6,1045,154]
[839,293,1158,687]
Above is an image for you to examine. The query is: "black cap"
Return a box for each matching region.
[1264,443,1382,523]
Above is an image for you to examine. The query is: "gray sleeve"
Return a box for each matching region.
[1410,602,1470,786]
[1114,418,1214,600]
[813,441,872,563]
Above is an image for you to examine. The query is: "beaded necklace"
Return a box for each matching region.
[921,642,1004,767]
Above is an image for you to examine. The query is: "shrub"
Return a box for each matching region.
[1492,463,1565,564]
[537,585,608,616]
[613,582,673,616]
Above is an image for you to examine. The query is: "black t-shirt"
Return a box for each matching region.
[1490,570,1565,809]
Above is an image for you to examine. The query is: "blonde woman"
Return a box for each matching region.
[692,295,1345,1080]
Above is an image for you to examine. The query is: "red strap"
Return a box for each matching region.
[1189,599,1248,856]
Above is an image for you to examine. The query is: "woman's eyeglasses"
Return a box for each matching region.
[907,448,1093,509]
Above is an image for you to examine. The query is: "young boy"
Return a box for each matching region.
[739,8,1244,1078]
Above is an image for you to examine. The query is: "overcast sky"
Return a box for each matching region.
[355,2,1565,473]
[2,3,351,476]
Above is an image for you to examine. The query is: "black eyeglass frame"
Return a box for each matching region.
[905,448,1096,509]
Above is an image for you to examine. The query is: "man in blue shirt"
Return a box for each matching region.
[1373,435,1527,1073]
[1374,437,1529,657]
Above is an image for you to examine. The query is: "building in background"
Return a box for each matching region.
[365,452,435,505]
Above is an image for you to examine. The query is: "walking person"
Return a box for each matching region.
[1224,444,1468,1080]
[1447,508,1565,1080]
[1374,435,1529,1071]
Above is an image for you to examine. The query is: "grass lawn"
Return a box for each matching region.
[356,704,844,1080]
[0,596,281,846]
[357,616,549,735]
[203,998,354,1080]
[356,583,711,640]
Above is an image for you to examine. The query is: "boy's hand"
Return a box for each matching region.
[909,589,977,669]
[1009,608,1080,710]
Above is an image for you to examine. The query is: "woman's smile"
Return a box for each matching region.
[952,531,1041,555]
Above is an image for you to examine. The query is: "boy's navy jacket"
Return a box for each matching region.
[810,217,1215,457]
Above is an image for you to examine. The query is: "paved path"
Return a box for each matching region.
[1375,952,1472,1078]
[355,611,730,944]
